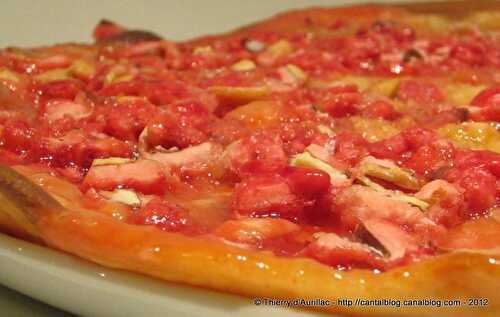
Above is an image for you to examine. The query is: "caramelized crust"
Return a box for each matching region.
[191,0,500,46]
[40,208,499,317]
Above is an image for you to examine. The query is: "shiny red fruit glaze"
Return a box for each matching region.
[333,132,369,166]
[446,167,498,215]
[145,101,213,149]
[232,176,303,220]
[283,166,331,199]
[361,100,398,120]
[397,80,445,104]
[225,132,287,178]
[404,142,454,177]
[471,86,500,108]
[1,120,36,154]
[130,198,197,233]
[104,100,157,141]
[36,80,81,100]
[322,92,362,118]
[450,43,486,66]
[368,134,407,161]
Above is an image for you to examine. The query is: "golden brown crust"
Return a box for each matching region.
[395,0,500,16]
[189,0,500,46]
[189,4,401,45]
[0,164,61,242]
[39,209,500,317]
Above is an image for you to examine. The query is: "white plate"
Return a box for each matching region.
[0,233,331,317]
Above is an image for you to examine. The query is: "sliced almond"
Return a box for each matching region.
[70,59,95,78]
[267,40,292,57]
[357,176,429,210]
[33,69,70,83]
[317,124,335,136]
[244,39,265,52]
[290,152,348,183]
[105,65,134,85]
[92,157,133,166]
[284,64,307,81]
[193,46,213,55]
[101,189,141,207]
[231,59,256,72]
[257,39,292,66]
[358,156,422,190]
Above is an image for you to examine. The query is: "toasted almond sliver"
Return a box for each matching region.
[193,46,213,55]
[101,189,141,207]
[92,157,133,166]
[285,64,307,80]
[290,152,347,181]
[357,176,429,210]
[231,59,256,72]
[209,86,270,105]
[317,124,335,136]
[244,39,265,52]
[105,65,134,85]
